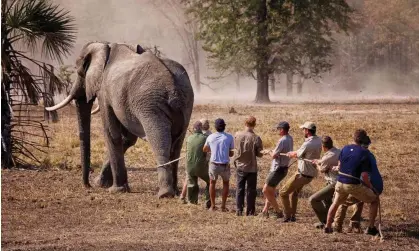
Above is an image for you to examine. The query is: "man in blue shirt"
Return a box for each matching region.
[333,136,383,234]
[203,118,234,212]
[325,129,380,236]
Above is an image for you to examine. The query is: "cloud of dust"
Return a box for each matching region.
[43,0,418,104]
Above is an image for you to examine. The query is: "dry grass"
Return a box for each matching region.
[2,103,419,250]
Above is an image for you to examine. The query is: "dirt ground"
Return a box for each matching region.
[2,103,419,250]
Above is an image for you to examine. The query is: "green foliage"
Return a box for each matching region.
[1,0,76,167]
[185,0,353,80]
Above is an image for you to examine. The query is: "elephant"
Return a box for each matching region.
[46,41,194,198]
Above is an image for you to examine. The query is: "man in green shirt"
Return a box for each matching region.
[186,121,211,208]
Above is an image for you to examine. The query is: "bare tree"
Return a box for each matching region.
[152,0,201,92]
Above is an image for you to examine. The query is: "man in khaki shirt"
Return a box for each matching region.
[281,121,322,222]
[233,116,263,216]
[309,136,340,229]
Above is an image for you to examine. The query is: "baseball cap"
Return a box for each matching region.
[215,118,226,127]
[299,121,316,130]
[276,121,290,130]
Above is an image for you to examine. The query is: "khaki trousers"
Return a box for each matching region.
[280,173,313,218]
[334,195,364,230]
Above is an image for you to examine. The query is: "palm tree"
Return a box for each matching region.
[1,0,76,167]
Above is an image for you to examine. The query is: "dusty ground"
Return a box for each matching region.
[2,103,419,250]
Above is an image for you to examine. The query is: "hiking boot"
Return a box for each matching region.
[324,227,333,234]
[290,215,296,222]
[272,211,284,219]
[180,197,187,204]
[365,227,379,236]
[205,200,211,209]
[236,210,243,216]
[283,217,293,223]
[257,212,269,219]
[314,222,325,229]
[246,210,256,216]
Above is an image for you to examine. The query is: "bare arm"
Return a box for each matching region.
[203,145,210,153]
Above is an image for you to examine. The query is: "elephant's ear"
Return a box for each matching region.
[83,43,110,102]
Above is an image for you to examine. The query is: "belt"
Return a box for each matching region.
[299,172,313,179]
[211,162,228,166]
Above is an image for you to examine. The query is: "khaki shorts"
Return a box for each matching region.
[333,181,378,205]
[209,163,231,182]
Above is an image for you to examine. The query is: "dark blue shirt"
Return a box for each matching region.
[368,152,383,194]
[337,144,371,184]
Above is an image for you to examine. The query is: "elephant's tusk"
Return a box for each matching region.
[45,94,74,111]
[91,106,100,115]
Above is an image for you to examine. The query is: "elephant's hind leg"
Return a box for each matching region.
[95,128,137,188]
[169,132,186,196]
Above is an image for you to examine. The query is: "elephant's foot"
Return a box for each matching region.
[108,184,130,193]
[94,175,113,188]
[158,186,175,199]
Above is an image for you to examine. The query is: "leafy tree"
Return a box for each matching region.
[185,0,352,102]
[1,0,76,167]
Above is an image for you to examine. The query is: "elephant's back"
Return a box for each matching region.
[160,58,194,112]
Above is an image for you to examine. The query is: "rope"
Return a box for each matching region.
[156,155,186,168]
[338,171,384,241]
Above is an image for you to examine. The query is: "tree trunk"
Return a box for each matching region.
[1,80,13,168]
[1,20,14,168]
[297,75,304,95]
[286,71,293,96]
[235,72,240,91]
[192,39,200,93]
[254,0,270,103]
[269,73,275,93]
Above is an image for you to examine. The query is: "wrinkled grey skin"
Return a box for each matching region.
[46,42,194,197]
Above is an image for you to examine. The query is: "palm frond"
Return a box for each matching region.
[5,0,76,63]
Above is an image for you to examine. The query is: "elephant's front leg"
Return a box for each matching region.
[101,107,129,193]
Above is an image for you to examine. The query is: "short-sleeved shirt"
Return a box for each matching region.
[233,129,263,173]
[317,147,341,183]
[337,144,371,185]
[205,132,234,164]
[186,132,208,172]
[296,136,322,177]
[270,134,294,171]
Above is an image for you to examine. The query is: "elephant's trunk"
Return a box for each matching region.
[76,97,94,187]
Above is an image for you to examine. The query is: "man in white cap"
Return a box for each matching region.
[280,121,322,222]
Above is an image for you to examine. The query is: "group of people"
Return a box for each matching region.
[179,117,383,236]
